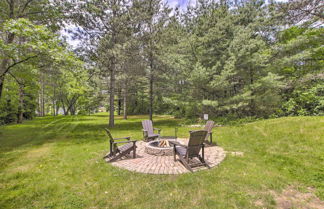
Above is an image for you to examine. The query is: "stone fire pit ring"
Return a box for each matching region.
[145,139,176,156]
[108,138,227,174]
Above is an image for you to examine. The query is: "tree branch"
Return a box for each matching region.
[18,11,45,18]
[20,0,34,15]
[1,55,38,77]
[8,71,24,86]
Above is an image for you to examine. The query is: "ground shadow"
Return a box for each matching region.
[0,115,184,153]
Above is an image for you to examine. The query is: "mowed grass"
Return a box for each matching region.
[0,114,323,209]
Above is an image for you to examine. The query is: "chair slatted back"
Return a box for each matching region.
[105,128,117,153]
[187,130,208,157]
[204,120,215,133]
[142,120,154,135]
[104,128,114,142]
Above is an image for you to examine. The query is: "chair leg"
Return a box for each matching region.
[103,149,115,159]
[108,152,123,162]
[103,153,110,159]
[104,141,114,158]
[198,156,210,168]
[211,132,217,146]
[133,145,136,158]
[202,144,205,161]
[200,145,210,169]
[178,154,193,172]
[109,148,132,162]
[173,145,177,161]
[210,133,212,145]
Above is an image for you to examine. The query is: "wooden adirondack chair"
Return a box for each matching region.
[204,120,215,145]
[142,120,161,141]
[103,128,137,162]
[173,130,210,172]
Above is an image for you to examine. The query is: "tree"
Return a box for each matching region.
[0,0,61,98]
[277,0,324,27]
[0,18,88,123]
[66,0,133,127]
[271,26,324,115]
[139,0,171,120]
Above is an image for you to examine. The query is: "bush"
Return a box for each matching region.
[78,110,88,115]
[184,103,201,119]
[282,83,324,116]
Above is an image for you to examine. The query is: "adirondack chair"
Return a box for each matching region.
[173,130,210,172]
[204,120,215,145]
[142,120,161,141]
[103,128,137,162]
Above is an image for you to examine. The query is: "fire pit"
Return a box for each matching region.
[145,139,176,156]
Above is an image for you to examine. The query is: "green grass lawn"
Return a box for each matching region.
[0,114,323,209]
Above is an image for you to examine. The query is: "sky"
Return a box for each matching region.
[62,0,289,48]
[166,0,288,9]
[166,0,195,9]
[63,0,194,48]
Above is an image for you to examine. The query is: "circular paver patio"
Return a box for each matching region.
[105,138,226,174]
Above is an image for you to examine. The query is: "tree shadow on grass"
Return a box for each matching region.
[0,115,184,153]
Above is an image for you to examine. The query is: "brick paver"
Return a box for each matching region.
[105,138,226,174]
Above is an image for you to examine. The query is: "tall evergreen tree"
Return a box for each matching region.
[67,0,132,127]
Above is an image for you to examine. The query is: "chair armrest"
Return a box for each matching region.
[171,142,187,148]
[154,128,161,134]
[142,129,148,137]
[113,137,131,141]
[113,140,137,144]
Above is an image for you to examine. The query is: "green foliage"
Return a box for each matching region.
[0,77,19,124]
[156,1,323,119]
[0,99,17,124]
[0,17,90,124]
[1,18,62,61]
[282,83,324,116]
[251,73,285,116]
[1,0,323,124]
[272,26,324,117]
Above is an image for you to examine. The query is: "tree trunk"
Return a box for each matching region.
[56,103,60,116]
[117,89,121,116]
[65,95,79,116]
[249,67,255,116]
[38,92,41,116]
[149,51,154,121]
[109,66,115,127]
[107,2,119,127]
[17,84,24,123]
[42,78,45,116]
[0,60,9,99]
[0,2,15,98]
[0,74,5,99]
[62,100,67,115]
[123,83,127,120]
[149,71,153,121]
[53,86,56,116]
[0,33,15,99]
[52,99,56,116]
[70,104,76,115]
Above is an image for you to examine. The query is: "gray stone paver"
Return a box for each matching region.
[108,138,226,175]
